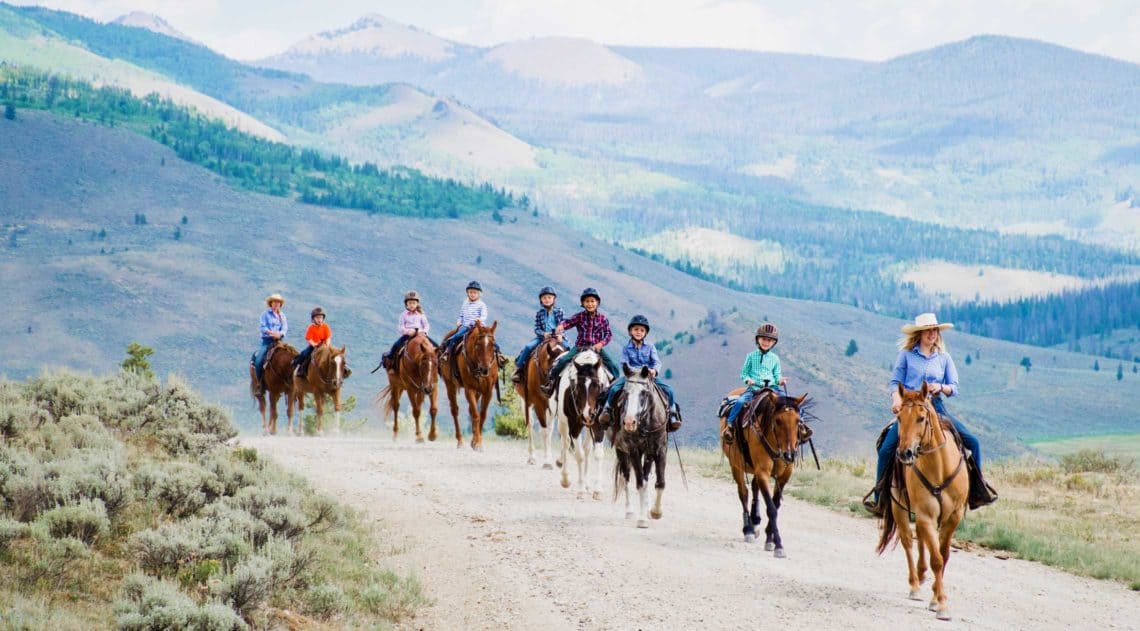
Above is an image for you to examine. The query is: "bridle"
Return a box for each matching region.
[313,349,345,390]
[752,401,799,464]
[894,398,965,526]
[403,340,436,394]
[462,329,496,379]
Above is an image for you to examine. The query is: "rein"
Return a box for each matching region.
[895,400,965,527]
[461,331,496,379]
[750,403,798,464]
[402,344,435,393]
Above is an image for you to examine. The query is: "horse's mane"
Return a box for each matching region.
[276,342,299,354]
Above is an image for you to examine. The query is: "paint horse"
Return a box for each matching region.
[554,349,613,499]
[611,365,669,528]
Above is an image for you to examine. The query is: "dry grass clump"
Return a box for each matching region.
[0,369,426,628]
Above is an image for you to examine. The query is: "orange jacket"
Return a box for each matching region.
[305,322,332,346]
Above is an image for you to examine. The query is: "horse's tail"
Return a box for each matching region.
[876,496,898,555]
[376,385,397,420]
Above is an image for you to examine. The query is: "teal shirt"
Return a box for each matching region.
[740,349,781,387]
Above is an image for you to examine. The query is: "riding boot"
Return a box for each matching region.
[511,364,524,384]
[539,373,557,396]
[797,422,813,446]
[666,405,682,432]
[862,474,889,517]
[967,459,998,510]
[381,353,391,370]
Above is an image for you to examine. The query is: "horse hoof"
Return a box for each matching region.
[527,457,536,465]
[774,548,786,559]
[744,534,756,543]
[650,509,663,520]
[576,491,585,500]
[428,432,437,442]
[542,463,553,470]
[561,479,570,489]
[415,436,425,444]
[928,601,938,612]
[908,590,922,601]
[764,542,775,552]
[936,610,952,621]
[625,511,635,519]
[592,490,603,501]
[456,442,464,449]
[637,519,649,529]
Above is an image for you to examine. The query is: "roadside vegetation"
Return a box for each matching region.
[0,363,425,629]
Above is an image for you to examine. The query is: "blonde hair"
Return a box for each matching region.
[898,329,947,353]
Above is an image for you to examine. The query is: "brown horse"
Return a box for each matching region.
[293,344,350,435]
[877,383,967,621]
[720,389,807,557]
[378,333,440,442]
[515,336,567,467]
[249,342,298,435]
[439,320,499,450]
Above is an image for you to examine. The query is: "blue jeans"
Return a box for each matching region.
[253,339,275,382]
[442,325,471,354]
[516,336,568,366]
[603,377,675,409]
[875,397,982,490]
[726,388,759,426]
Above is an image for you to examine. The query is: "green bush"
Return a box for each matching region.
[305,583,348,619]
[213,555,271,620]
[492,360,527,438]
[115,573,247,631]
[1059,449,1134,474]
[35,498,110,544]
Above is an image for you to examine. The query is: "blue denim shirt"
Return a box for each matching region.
[621,339,661,372]
[534,306,564,337]
[259,309,287,343]
[890,347,959,396]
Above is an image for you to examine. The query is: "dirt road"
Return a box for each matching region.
[244,436,1137,630]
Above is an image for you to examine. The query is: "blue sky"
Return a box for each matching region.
[12,0,1140,64]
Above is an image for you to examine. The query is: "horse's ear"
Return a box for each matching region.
[639,365,650,378]
[622,363,632,377]
[920,381,929,398]
[473,319,482,329]
[898,382,905,399]
[490,320,498,332]
[767,391,779,403]
[795,394,808,409]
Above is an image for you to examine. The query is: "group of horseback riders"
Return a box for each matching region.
[250,287,996,511]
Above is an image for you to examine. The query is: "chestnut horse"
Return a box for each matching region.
[877,383,967,621]
[249,342,298,435]
[377,333,439,442]
[515,336,567,468]
[293,344,350,435]
[439,320,499,451]
[554,350,613,499]
[611,365,669,528]
[720,389,808,557]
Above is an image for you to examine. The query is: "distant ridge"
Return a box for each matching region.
[112,11,199,45]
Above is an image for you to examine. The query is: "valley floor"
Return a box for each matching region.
[243,435,1137,630]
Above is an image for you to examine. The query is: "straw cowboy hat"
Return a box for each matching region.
[265,293,285,307]
[901,312,954,334]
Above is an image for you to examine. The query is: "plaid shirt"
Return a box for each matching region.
[560,310,612,348]
[533,306,565,337]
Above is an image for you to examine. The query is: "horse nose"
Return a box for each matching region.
[900,447,914,461]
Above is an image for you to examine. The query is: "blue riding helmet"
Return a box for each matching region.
[627,314,650,333]
[580,287,601,304]
[539,286,557,298]
[466,280,483,292]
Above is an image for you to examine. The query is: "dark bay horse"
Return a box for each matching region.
[554,349,613,499]
[515,336,566,468]
[611,365,668,528]
[293,344,350,435]
[439,320,499,451]
[877,383,967,621]
[378,333,439,442]
[250,342,297,435]
[720,389,808,557]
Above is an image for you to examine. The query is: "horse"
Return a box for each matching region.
[720,389,808,557]
[293,344,350,435]
[249,342,298,435]
[377,333,439,442]
[554,349,613,499]
[877,383,968,621]
[611,365,669,528]
[515,336,567,468]
[439,320,500,451]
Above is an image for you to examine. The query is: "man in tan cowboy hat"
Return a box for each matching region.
[252,293,288,394]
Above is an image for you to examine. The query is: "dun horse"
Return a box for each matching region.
[720,389,807,557]
[554,350,613,499]
[877,383,968,621]
[439,320,500,451]
[293,344,350,435]
[378,333,440,442]
[611,365,668,528]
[250,342,298,435]
[515,336,566,467]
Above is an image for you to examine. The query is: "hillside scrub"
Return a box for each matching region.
[0,370,424,628]
[688,446,1140,588]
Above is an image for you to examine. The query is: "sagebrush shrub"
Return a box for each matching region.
[35,498,110,544]
[213,555,272,620]
[305,583,348,619]
[115,572,247,631]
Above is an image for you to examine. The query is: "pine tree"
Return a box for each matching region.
[1020,356,1032,373]
[1117,363,1124,381]
[3,102,15,120]
[845,339,859,356]
[122,343,155,379]
[1093,359,1100,371]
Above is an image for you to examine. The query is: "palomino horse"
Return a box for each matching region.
[515,336,567,468]
[877,383,968,621]
[250,342,298,435]
[377,333,439,442]
[439,320,499,451]
[554,349,613,499]
[720,389,808,557]
[293,344,350,435]
[611,365,668,528]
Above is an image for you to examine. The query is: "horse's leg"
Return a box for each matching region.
[915,515,947,617]
[444,377,462,448]
[465,387,482,451]
[731,467,754,542]
[757,472,786,557]
[574,429,588,499]
[750,475,763,530]
[269,391,280,436]
[934,507,965,620]
[475,388,492,452]
[390,385,402,441]
[314,393,324,436]
[292,389,304,435]
[257,394,268,435]
[635,451,650,528]
[332,387,342,434]
[650,443,666,520]
[590,433,605,501]
[892,494,923,600]
[558,415,572,489]
[284,391,294,436]
[411,390,425,443]
[427,384,439,442]
[616,451,633,519]
[539,403,554,470]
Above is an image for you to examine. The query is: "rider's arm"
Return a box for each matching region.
[941,355,960,397]
[740,352,755,385]
[648,345,662,375]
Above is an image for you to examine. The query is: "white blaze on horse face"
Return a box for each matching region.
[623,383,645,433]
[335,355,343,384]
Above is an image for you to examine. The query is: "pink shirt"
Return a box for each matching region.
[399,310,430,336]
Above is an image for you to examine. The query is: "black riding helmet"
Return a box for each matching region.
[627,314,650,334]
[466,280,483,292]
[310,307,326,320]
[539,286,557,299]
[580,287,601,304]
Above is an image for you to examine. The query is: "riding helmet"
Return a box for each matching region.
[404,290,421,303]
[580,287,601,304]
[466,280,483,292]
[755,322,779,343]
[310,306,326,320]
[627,314,651,333]
[538,286,557,299]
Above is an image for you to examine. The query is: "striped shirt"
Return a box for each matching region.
[560,310,612,348]
[456,299,488,327]
[533,307,565,337]
[399,310,430,336]
[890,348,959,397]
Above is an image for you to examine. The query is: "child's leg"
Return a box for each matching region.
[517,337,541,366]
[599,349,620,377]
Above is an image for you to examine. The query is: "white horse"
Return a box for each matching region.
[554,350,613,500]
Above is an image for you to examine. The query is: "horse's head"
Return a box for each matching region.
[465,320,497,378]
[331,345,348,389]
[408,335,437,394]
[760,391,806,464]
[540,337,567,368]
[569,350,608,421]
[617,364,662,434]
[896,383,937,464]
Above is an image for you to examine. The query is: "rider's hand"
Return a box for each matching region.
[648,368,657,378]
[779,377,787,387]
[592,343,603,351]
[892,401,902,415]
[744,379,754,386]
[543,332,551,339]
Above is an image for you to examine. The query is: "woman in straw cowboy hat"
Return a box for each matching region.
[864,313,996,516]
[252,293,288,394]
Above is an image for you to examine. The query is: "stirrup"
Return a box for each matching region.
[666,408,682,432]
